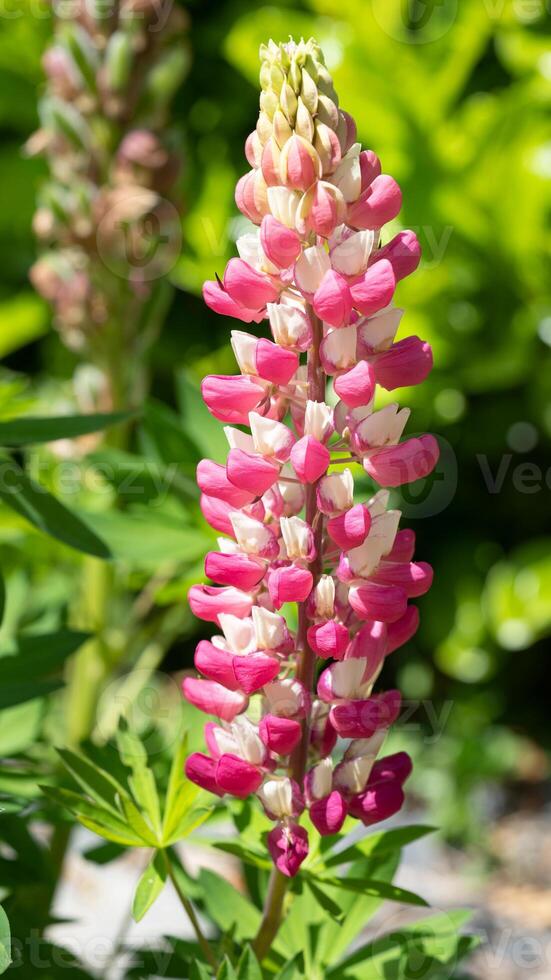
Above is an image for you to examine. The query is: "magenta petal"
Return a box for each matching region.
[267,564,313,609]
[291,435,330,483]
[350,260,396,317]
[327,504,371,550]
[267,822,309,877]
[348,778,405,826]
[197,459,255,507]
[224,257,279,309]
[370,751,413,786]
[386,528,416,563]
[187,584,253,625]
[385,606,420,655]
[310,791,348,836]
[205,551,266,591]
[348,174,402,230]
[372,336,433,391]
[259,714,302,755]
[359,150,382,191]
[330,690,401,738]
[260,215,302,268]
[215,754,263,797]
[372,560,433,598]
[349,581,408,623]
[364,435,439,488]
[313,270,353,328]
[255,338,299,385]
[200,494,236,536]
[182,677,247,721]
[227,448,281,496]
[194,640,238,690]
[232,653,280,694]
[307,620,349,660]
[201,375,266,424]
[376,230,421,281]
[334,360,375,408]
[185,753,222,796]
[202,280,263,323]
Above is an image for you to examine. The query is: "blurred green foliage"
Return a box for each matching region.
[0,0,550,853]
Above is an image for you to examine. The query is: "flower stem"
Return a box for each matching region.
[251,867,289,963]
[163,850,218,971]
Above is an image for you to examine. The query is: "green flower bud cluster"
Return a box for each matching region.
[28,0,188,380]
[254,37,350,173]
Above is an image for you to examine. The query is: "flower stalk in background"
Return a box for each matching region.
[184,37,438,957]
[28,0,188,411]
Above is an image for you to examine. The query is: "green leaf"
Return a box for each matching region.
[0,293,48,358]
[197,869,261,942]
[117,791,159,846]
[190,963,214,980]
[274,954,305,980]
[209,838,272,870]
[116,721,161,836]
[0,677,62,711]
[76,509,209,565]
[0,906,10,974]
[40,785,145,847]
[0,572,4,629]
[316,875,428,908]
[236,946,262,980]
[304,879,344,922]
[217,957,238,980]
[0,411,134,447]
[323,825,436,869]
[0,456,110,558]
[131,851,167,922]
[56,748,128,815]
[0,630,90,682]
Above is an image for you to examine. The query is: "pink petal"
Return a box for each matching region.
[364,434,439,488]
[182,677,247,721]
[259,714,302,755]
[371,336,433,390]
[202,279,264,323]
[313,270,353,328]
[216,754,263,797]
[227,448,281,496]
[197,459,255,507]
[372,560,433,598]
[376,230,421,281]
[310,791,348,836]
[359,150,382,192]
[201,374,266,425]
[255,338,299,385]
[260,216,302,269]
[348,174,402,230]
[346,620,387,664]
[235,171,264,223]
[224,257,279,310]
[205,551,266,590]
[370,751,413,786]
[307,620,349,660]
[334,360,375,408]
[188,585,253,624]
[350,260,396,317]
[232,653,280,694]
[200,494,235,536]
[194,640,238,690]
[385,606,420,655]
[267,564,313,609]
[386,528,416,563]
[349,581,408,623]
[291,435,330,483]
[327,503,371,550]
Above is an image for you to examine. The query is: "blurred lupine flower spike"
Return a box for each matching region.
[184,36,438,880]
[28,0,188,404]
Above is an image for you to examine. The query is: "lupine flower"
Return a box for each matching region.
[28,0,187,402]
[184,37,438,878]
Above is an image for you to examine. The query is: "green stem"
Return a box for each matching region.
[163,851,218,971]
[251,868,288,963]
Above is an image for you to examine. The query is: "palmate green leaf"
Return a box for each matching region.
[117,791,158,846]
[197,869,261,942]
[316,875,428,908]
[304,879,343,922]
[116,721,161,837]
[40,785,146,847]
[236,945,262,980]
[326,909,478,979]
[0,906,11,974]
[0,411,133,447]
[56,748,128,815]
[131,851,167,923]
[322,825,436,869]
[0,630,90,682]
[0,456,110,558]
[209,838,272,871]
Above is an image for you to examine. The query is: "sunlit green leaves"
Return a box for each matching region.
[0,411,133,447]
[0,906,10,974]
[132,851,167,922]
